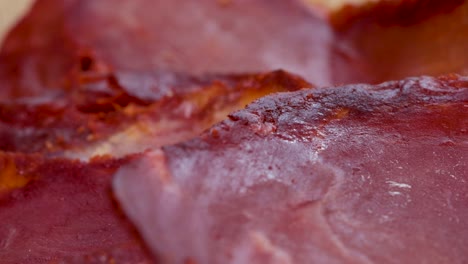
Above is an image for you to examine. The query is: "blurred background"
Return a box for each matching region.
[0,0,376,42]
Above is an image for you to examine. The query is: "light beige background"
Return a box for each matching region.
[0,0,33,41]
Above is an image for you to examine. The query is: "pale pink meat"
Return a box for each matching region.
[114,75,468,264]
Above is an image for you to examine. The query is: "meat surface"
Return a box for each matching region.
[1,0,466,99]
[0,0,331,98]
[0,70,309,159]
[0,69,308,263]
[334,0,468,84]
[0,153,152,263]
[114,75,468,264]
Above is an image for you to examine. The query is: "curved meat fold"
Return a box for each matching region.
[114,75,468,264]
[0,153,152,263]
[0,70,309,159]
[0,70,308,264]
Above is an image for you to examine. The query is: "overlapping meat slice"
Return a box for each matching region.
[333,0,468,84]
[0,153,152,263]
[0,0,331,98]
[0,70,309,159]
[114,75,468,264]
[2,0,468,98]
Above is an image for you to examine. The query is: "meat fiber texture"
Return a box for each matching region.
[0,70,309,263]
[114,76,468,264]
[0,153,153,263]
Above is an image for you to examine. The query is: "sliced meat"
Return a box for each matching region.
[0,70,309,159]
[0,153,152,264]
[0,0,77,98]
[333,0,468,84]
[329,0,464,27]
[2,0,467,99]
[0,0,331,98]
[114,75,468,264]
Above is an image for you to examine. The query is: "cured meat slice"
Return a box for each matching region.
[328,0,464,26]
[334,0,468,84]
[0,153,152,263]
[0,0,77,98]
[0,0,331,98]
[0,70,309,158]
[2,0,467,99]
[114,75,468,264]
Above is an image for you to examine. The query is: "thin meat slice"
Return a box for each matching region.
[0,153,152,263]
[114,75,468,264]
[333,0,468,84]
[0,70,309,159]
[0,0,331,98]
[2,0,466,99]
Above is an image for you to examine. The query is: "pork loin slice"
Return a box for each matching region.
[0,70,309,159]
[114,75,468,264]
[0,153,152,263]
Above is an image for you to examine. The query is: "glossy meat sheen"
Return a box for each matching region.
[0,0,331,98]
[0,70,309,158]
[114,75,468,264]
[0,153,152,263]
